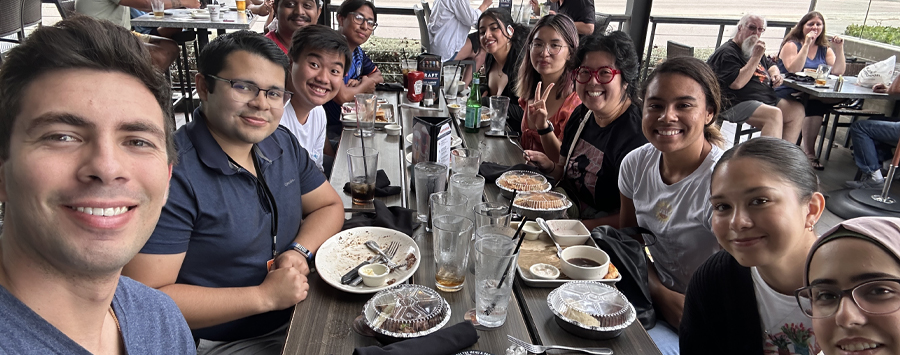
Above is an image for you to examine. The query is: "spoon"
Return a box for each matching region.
[536,218,563,259]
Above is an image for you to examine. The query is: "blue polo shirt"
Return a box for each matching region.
[141,109,327,342]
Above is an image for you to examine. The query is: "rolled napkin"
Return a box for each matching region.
[342,199,419,237]
[343,169,402,197]
[478,162,556,186]
[353,321,479,355]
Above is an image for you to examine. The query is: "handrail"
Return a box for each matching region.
[641,16,797,79]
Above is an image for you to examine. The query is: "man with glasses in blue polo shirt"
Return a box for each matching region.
[123,30,344,354]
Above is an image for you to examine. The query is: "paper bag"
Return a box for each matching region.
[857,56,895,88]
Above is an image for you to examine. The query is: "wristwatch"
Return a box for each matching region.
[289,242,314,263]
[537,121,554,136]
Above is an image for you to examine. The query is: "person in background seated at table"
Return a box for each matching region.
[478,9,529,134]
[525,31,646,230]
[281,25,349,174]
[799,216,900,355]
[76,0,199,36]
[453,32,487,88]
[323,0,384,147]
[618,56,727,354]
[264,0,321,53]
[0,16,194,353]
[516,14,581,164]
[844,79,900,189]
[706,14,805,143]
[133,30,181,72]
[681,137,825,354]
[428,0,492,62]
[122,30,344,355]
[529,0,594,35]
[775,11,845,170]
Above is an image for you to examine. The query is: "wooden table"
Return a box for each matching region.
[329,91,408,212]
[284,91,661,354]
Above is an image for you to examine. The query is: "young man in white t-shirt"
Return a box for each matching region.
[281,25,351,173]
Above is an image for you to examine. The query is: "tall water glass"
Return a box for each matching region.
[347,147,378,204]
[450,148,482,177]
[472,202,512,229]
[414,162,448,225]
[474,230,518,327]
[355,93,376,137]
[449,174,485,215]
[489,96,510,134]
[433,215,474,292]
[430,191,468,231]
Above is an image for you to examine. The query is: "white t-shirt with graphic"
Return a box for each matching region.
[618,143,723,293]
[752,267,820,355]
[281,105,327,172]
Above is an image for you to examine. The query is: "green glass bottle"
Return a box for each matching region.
[465,74,482,133]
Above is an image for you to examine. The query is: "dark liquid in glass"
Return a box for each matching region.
[350,177,375,204]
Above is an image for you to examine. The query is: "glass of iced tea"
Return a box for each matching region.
[151,0,165,18]
[432,215,474,292]
[236,0,246,11]
[347,147,378,205]
[815,64,831,87]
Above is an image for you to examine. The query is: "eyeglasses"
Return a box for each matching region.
[530,42,566,55]
[746,24,766,33]
[795,279,900,319]
[347,11,377,30]
[206,75,293,107]
[574,66,621,84]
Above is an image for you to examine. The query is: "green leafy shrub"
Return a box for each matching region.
[846,24,900,46]
[361,37,422,83]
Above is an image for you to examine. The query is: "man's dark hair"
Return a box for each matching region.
[289,25,351,72]
[337,0,377,22]
[0,16,175,163]
[197,30,290,93]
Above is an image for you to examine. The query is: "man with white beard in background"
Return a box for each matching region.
[707,13,804,142]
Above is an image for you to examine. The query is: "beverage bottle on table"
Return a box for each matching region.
[465,73,482,133]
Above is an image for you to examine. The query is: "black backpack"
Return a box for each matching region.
[591,225,657,330]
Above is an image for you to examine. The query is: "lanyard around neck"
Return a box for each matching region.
[234,151,279,260]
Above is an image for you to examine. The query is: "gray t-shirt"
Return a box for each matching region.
[75,0,131,28]
[618,143,723,294]
[0,276,195,354]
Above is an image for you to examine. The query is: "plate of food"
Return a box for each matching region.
[341,104,396,128]
[516,227,621,287]
[363,284,451,341]
[317,227,420,294]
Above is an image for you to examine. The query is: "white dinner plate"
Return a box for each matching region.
[405,133,462,147]
[317,227,421,294]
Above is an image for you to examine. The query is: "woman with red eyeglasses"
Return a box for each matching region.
[524,31,646,231]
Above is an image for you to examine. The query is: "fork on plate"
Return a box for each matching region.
[507,335,613,355]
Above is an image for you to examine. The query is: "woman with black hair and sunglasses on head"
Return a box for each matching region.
[477,9,528,134]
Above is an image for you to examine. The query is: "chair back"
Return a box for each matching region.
[421,0,431,21]
[414,5,431,53]
[22,0,41,27]
[0,0,25,40]
[666,40,694,59]
[594,13,611,35]
[843,61,867,77]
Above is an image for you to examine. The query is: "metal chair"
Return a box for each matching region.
[0,0,25,44]
[666,40,694,59]
[718,118,762,149]
[420,0,431,21]
[818,99,883,161]
[413,5,430,54]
